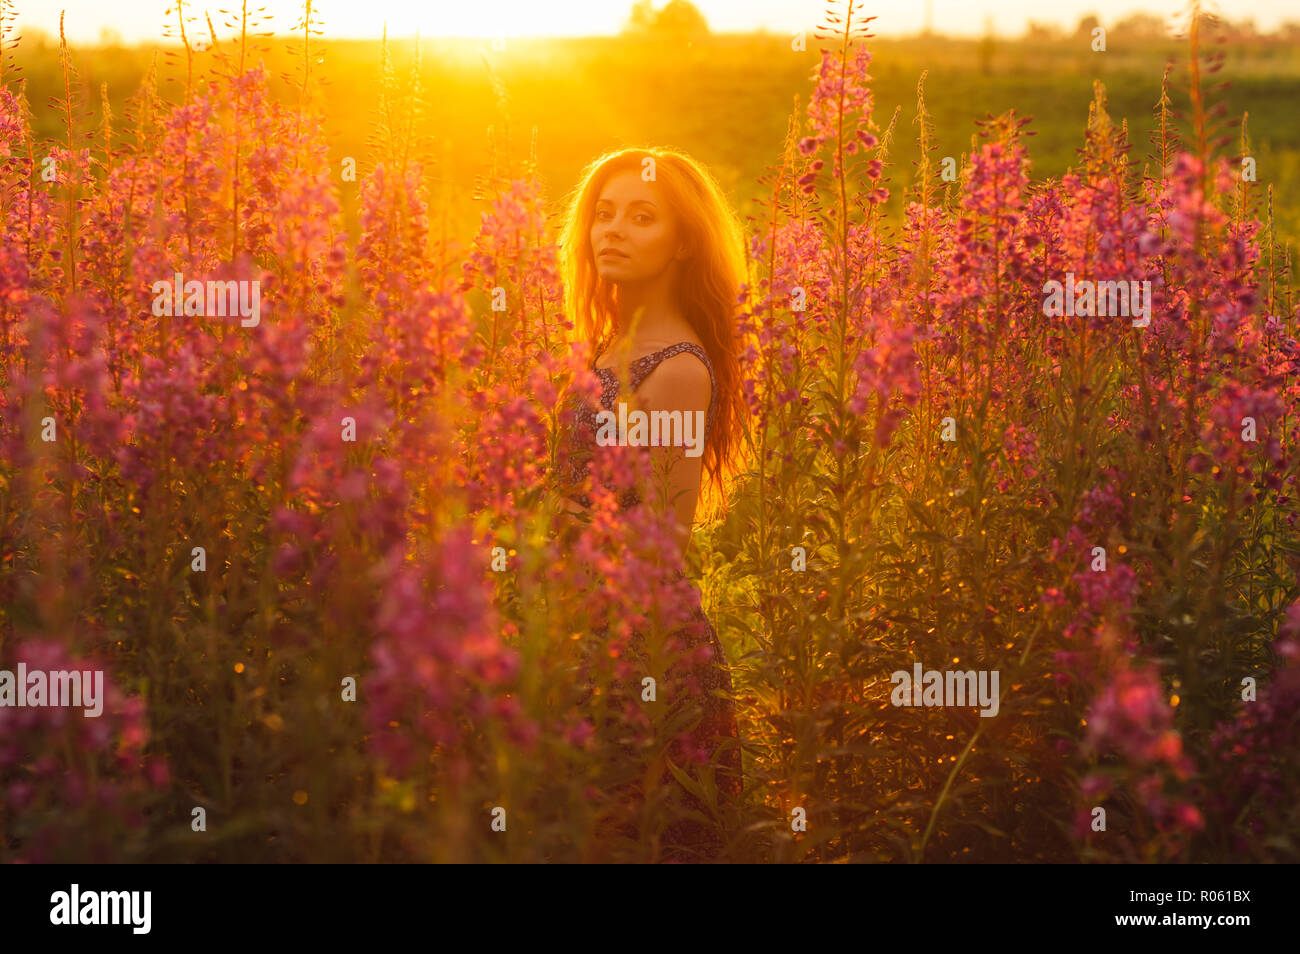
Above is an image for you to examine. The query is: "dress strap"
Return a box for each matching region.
[628,342,717,432]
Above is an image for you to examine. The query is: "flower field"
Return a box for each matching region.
[1,1,1298,863]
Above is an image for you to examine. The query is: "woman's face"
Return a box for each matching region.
[590,169,685,284]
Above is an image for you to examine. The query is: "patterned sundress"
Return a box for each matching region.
[552,340,742,860]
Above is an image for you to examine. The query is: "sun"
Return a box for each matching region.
[322,0,625,38]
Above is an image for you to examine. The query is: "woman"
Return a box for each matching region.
[551,146,750,861]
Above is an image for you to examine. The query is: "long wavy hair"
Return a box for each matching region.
[558,146,750,523]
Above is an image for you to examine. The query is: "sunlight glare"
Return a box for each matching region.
[349,0,621,38]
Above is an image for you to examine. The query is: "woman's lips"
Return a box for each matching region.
[599,250,628,259]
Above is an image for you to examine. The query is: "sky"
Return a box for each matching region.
[10,0,1293,46]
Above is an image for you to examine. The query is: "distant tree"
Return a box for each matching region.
[1224,16,1259,39]
[1113,13,1167,40]
[658,0,709,36]
[1075,14,1101,38]
[626,0,658,33]
[977,15,996,75]
[622,0,710,40]
[1023,20,1062,42]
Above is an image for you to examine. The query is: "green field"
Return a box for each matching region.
[12,28,1300,246]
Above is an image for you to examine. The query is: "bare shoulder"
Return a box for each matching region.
[638,350,712,412]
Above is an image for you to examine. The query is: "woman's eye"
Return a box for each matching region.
[595,210,650,224]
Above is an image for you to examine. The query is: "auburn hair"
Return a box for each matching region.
[557,146,751,523]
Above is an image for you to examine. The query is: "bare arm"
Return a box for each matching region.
[631,352,712,560]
